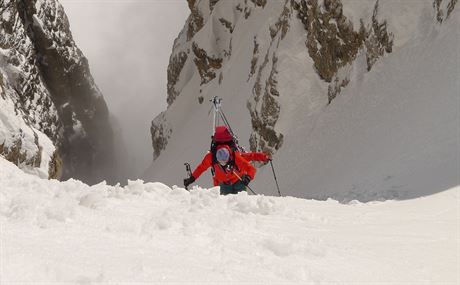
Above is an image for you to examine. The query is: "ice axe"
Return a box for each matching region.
[184,163,192,190]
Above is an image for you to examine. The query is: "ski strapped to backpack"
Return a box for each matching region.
[209,96,246,177]
[210,96,245,153]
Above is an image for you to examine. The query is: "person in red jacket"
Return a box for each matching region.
[184,145,255,195]
[206,149,270,188]
[183,125,271,195]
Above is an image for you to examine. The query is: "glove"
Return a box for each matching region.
[241,174,251,186]
[184,176,195,188]
[263,153,272,162]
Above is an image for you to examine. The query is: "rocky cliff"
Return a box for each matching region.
[0,0,115,184]
[147,0,457,196]
[152,0,399,158]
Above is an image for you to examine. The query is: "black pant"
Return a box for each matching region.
[219,181,246,195]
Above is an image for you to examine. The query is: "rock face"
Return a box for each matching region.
[434,0,458,22]
[150,112,171,160]
[293,0,393,103]
[0,0,115,184]
[147,0,456,187]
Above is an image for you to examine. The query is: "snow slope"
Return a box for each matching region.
[253,8,460,201]
[146,2,459,202]
[1,157,459,283]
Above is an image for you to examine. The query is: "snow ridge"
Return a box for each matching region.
[1,157,458,283]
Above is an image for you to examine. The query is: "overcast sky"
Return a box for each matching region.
[60,0,189,178]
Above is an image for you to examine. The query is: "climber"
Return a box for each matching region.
[183,125,271,195]
[183,145,255,195]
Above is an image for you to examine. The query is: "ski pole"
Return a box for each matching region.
[269,160,282,197]
[232,171,257,195]
[184,163,192,190]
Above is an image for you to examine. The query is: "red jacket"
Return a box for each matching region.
[192,151,256,186]
[241,152,270,162]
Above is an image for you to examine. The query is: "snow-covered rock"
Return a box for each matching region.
[0,0,115,184]
[146,0,459,201]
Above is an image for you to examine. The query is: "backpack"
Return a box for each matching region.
[210,126,241,175]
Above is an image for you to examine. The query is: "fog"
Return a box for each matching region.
[60,0,189,180]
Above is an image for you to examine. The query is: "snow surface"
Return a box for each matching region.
[1,157,458,283]
[341,0,432,48]
[253,8,460,201]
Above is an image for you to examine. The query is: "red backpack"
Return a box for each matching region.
[210,126,240,172]
[213,126,233,143]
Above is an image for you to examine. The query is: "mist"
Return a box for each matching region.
[60,0,189,181]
